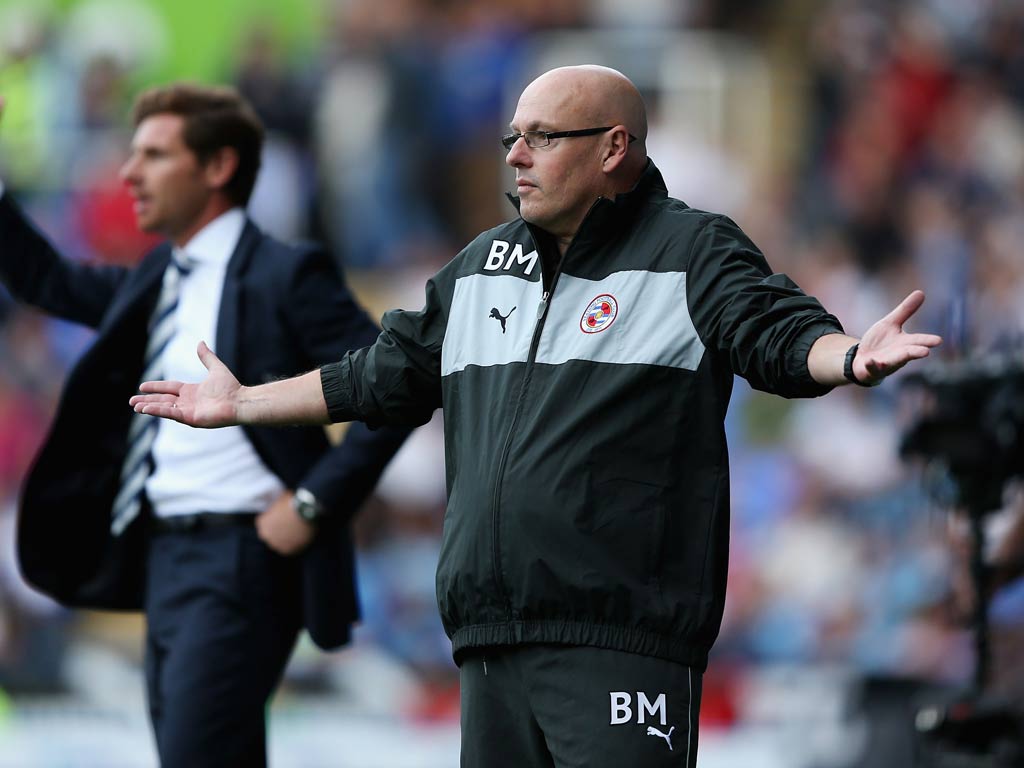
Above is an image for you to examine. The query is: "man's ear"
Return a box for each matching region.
[601,126,632,172]
[203,146,239,193]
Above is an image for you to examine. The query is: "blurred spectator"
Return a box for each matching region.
[70,54,159,266]
[0,499,69,694]
[314,0,449,269]
[0,2,68,196]
[234,25,314,147]
[233,24,318,242]
[432,1,527,241]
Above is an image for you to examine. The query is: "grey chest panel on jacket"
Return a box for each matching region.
[441,270,705,375]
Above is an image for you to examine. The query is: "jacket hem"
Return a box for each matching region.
[450,620,710,671]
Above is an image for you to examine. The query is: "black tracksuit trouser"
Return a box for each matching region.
[460,644,702,768]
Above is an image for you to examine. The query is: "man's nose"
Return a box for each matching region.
[119,155,138,183]
[505,138,530,167]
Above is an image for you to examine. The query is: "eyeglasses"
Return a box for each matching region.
[500,126,637,151]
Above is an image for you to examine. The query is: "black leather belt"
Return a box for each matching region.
[151,512,259,534]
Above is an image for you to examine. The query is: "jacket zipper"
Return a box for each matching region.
[488,282,555,634]
[488,202,602,637]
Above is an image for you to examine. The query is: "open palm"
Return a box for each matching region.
[130,342,242,427]
[854,290,943,383]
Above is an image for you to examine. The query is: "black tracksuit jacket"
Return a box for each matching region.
[322,161,844,670]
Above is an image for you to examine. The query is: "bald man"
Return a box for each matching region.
[132,66,941,767]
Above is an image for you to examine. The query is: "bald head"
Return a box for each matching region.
[521,65,648,151]
[507,65,649,250]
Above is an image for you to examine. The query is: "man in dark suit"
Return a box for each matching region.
[0,85,408,766]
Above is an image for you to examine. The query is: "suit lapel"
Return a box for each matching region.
[215,220,262,374]
[102,243,173,332]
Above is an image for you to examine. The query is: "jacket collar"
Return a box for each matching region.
[101,242,173,333]
[506,159,668,250]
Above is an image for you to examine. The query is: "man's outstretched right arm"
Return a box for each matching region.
[131,341,330,427]
[134,265,453,430]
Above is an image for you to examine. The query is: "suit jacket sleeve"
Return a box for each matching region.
[279,246,409,519]
[0,194,129,328]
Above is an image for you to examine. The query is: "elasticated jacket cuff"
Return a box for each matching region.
[788,322,846,396]
[320,360,354,423]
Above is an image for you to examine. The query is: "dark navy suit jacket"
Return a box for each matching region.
[0,195,408,649]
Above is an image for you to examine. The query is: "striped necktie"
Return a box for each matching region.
[111,250,193,535]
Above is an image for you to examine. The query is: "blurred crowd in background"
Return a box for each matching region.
[1,0,1024,764]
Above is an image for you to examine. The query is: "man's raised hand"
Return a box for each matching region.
[853,290,943,383]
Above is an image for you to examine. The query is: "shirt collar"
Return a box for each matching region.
[179,208,246,267]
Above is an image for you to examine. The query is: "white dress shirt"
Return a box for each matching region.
[146,208,285,517]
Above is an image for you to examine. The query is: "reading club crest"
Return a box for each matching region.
[580,294,619,334]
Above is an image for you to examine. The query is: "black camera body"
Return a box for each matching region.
[901,357,1024,513]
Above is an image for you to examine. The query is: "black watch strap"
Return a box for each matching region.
[843,343,876,387]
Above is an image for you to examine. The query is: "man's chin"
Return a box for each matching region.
[135,217,160,234]
[518,204,546,227]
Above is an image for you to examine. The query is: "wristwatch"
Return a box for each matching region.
[293,488,327,524]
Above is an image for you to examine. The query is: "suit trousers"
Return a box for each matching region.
[144,520,302,767]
